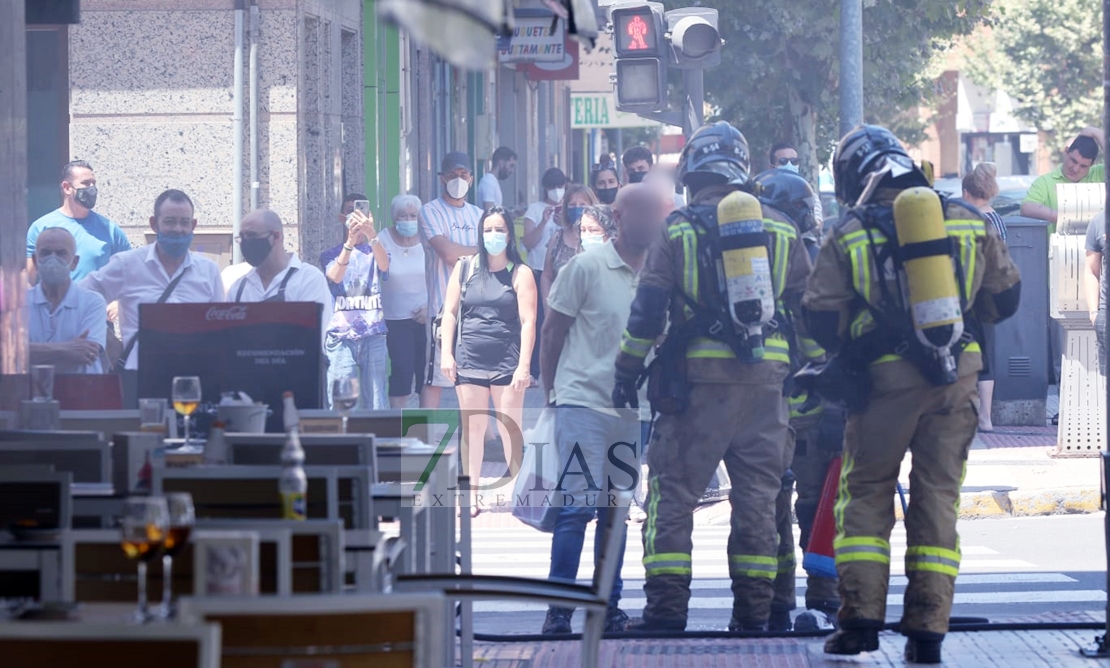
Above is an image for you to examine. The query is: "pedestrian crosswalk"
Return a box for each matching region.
[462,521,1105,626]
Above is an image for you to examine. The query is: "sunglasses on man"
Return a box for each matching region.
[776,157,800,166]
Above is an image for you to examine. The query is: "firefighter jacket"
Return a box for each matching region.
[617,185,813,385]
[802,189,1022,394]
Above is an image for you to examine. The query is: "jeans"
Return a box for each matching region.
[325,333,389,410]
[546,406,638,608]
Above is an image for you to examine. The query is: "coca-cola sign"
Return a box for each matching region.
[206,305,249,321]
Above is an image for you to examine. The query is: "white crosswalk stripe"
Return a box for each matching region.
[461,521,1102,618]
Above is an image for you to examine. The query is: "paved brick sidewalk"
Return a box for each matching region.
[470,627,1110,667]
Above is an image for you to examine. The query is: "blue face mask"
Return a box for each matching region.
[483,231,509,256]
[566,206,585,225]
[580,233,606,248]
[157,232,193,258]
[780,163,800,174]
[395,220,419,237]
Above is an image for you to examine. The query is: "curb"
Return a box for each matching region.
[901,488,1102,520]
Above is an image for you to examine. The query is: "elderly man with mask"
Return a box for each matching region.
[80,189,224,406]
[28,227,108,373]
[228,208,332,347]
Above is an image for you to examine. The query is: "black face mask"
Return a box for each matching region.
[596,187,618,205]
[628,170,647,184]
[74,185,98,209]
[240,236,273,267]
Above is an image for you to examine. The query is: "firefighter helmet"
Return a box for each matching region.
[676,121,752,194]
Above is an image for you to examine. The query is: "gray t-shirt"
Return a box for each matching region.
[1085,211,1107,311]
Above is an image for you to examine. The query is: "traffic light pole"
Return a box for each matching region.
[682,68,705,138]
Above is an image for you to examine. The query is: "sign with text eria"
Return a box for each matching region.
[570,92,660,129]
[138,303,323,430]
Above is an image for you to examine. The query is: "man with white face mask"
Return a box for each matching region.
[27,227,108,374]
[419,151,483,407]
[769,142,823,230]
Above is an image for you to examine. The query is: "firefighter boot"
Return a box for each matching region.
[904,631,944,664]
[823,620,882,655]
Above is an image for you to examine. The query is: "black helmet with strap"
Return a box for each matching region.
[833,124,929,207]
[753,168,819,234]
[676,121,751,195]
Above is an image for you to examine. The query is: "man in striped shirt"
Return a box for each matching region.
[419,151,482,407]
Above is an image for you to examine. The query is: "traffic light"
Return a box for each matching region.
[665,7,722,69]
[610,2,666,112]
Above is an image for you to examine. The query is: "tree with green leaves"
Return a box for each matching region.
[686,0,990,186]
[966,0,1102,157]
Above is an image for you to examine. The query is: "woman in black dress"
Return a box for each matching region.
[439,206,538,502]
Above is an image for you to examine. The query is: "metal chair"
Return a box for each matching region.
[0,622,221,668]
[396,489,633,668]
[178,592,445,668]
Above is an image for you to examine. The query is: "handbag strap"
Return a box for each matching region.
[117,266,189,369]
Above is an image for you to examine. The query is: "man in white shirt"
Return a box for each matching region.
[28,227,107,374]
[419,150,483,407]
[228,209,333,344]
[476,146,517,210]
[80,189,224,406]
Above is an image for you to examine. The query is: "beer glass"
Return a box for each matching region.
[157,493,195,619]
[119,496,169,623]
[171,376,202,444]
[331,376,360,434]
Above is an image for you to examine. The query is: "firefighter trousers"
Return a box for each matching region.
[772,417,842,612]
[835,373,978,635]
[642,381,788,628]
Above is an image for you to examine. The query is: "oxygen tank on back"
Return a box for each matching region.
[716,191,776,360]
[892,187,963,384]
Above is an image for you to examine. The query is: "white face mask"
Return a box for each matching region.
[580,233,605,248]
[446,177,470,199]
[547,187,565,203]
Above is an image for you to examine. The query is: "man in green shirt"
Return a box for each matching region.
[1022,127,1105,232]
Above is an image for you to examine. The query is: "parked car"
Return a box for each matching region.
[933,174,1036,217]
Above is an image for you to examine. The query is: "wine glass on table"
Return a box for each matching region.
[172,376,202,445]
[119,496,169,623]
[157,493,195,619]
[331,375,360,434]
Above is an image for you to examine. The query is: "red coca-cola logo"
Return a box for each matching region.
[205,305,249,321]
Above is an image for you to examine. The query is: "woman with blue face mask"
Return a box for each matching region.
[378,194,428,408]
[439,207,538,511]
[540,184,598,306]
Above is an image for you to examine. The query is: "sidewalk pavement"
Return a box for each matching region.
[470,622,1110,667]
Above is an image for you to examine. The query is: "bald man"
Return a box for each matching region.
[536,183,666,634]
[228,208,332,342]
[28,227,108,373]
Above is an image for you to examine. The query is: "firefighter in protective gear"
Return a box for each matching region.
[803,125,1021,663]
[753,168,842,630]
[613,121,813,631]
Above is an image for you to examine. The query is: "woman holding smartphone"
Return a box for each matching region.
[320,195,391,410]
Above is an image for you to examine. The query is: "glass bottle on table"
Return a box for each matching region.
[171,376,202,445]
[331,375,360,434]
[157,492,195,619]
[119,496,169,623]
[279,392,307,520]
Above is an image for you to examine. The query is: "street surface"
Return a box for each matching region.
[467,513,1109,635]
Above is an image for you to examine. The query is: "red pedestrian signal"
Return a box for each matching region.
[625,15,650,50]
[611,4,662,58]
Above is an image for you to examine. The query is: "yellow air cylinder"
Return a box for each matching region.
[893,187,963,381]
[716,191,775,360]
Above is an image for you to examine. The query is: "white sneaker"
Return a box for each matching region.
[628,506,648,523]
[793,609,836,631]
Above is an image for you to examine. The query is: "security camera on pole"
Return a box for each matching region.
[609,2,723,138]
